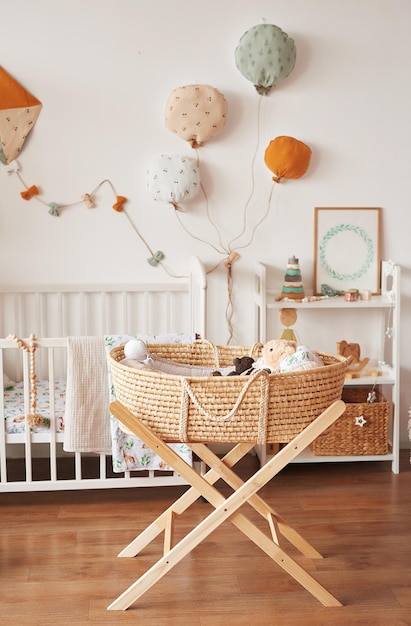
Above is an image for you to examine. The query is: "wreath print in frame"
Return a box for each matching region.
[314,207,381,295]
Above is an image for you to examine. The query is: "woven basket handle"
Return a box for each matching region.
[193,339,263,367]
[179,368,270,443]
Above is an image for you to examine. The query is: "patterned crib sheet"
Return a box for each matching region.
[3,379,66,434]
[105,333,194,472]
[3,377,191,473]
[110,415,192,473]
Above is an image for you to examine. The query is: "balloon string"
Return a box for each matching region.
[188,110,271,260]
[174,210,226,256]
[192,148,227,253]
[233,182,278,252]
[177,103,271,344]
[200,182,227,252]
[227,94,263,252]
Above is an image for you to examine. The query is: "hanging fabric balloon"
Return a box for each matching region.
[165,84,228,148]
[146,154,200,210]
[235,24,296,95]
[264,136,312,183]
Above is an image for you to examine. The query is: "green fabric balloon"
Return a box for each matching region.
[235,23,296,95]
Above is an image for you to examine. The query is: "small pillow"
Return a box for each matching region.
[122,355,233,377]
[119,358,150,371]
[121,339,234,377]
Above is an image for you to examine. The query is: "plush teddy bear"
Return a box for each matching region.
[212,355,255,376]
[252,339,297,373]
[228,356,255,376]
[254,339,324,374]
[258,339,297,373]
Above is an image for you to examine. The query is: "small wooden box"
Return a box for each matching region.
[312,387,390,456]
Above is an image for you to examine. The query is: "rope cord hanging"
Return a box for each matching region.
[8,333,46,428]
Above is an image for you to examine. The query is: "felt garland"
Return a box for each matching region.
[6,163,187,277]
[14,166,126,217]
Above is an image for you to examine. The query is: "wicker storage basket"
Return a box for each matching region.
[312,386,390,455]
[109,340,349,444]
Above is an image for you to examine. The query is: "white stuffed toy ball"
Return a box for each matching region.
[123,339,149,361]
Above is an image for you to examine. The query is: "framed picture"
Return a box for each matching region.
[314,207,381,295]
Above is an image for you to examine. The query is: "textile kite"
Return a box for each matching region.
[0,67,42,164]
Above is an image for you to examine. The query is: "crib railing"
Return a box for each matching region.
[0,285,206,340]
[0,259,206,492]
[0,337,195,492]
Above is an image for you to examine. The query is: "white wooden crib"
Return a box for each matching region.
[0,257,207,492]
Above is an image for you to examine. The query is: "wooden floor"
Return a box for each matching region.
[1,451,411,625]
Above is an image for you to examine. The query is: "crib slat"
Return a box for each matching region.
[75,452,82,481]
[22,352,33,483]
[48,347,58,483]
[99,454,106,480]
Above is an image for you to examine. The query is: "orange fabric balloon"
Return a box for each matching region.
[264,136,312,183]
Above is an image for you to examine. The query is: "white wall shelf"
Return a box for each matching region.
[253,260,401,473]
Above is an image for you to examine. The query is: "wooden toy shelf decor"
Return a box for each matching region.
[253,260,401,473]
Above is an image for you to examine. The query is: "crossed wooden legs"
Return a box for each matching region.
[107,399,346,611]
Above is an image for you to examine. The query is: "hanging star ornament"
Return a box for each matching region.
[386,326,394,339]
[367,390,376,403]
[355,415,367,427]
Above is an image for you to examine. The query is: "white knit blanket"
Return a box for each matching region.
[63,336,111,453]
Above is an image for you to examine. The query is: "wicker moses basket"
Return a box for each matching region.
[109,340,349,444]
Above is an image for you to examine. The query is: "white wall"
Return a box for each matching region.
[1,0,410,445]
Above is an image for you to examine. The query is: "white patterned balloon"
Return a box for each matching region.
[146,154,200,209]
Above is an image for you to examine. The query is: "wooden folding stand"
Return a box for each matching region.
[107,398,346,611]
